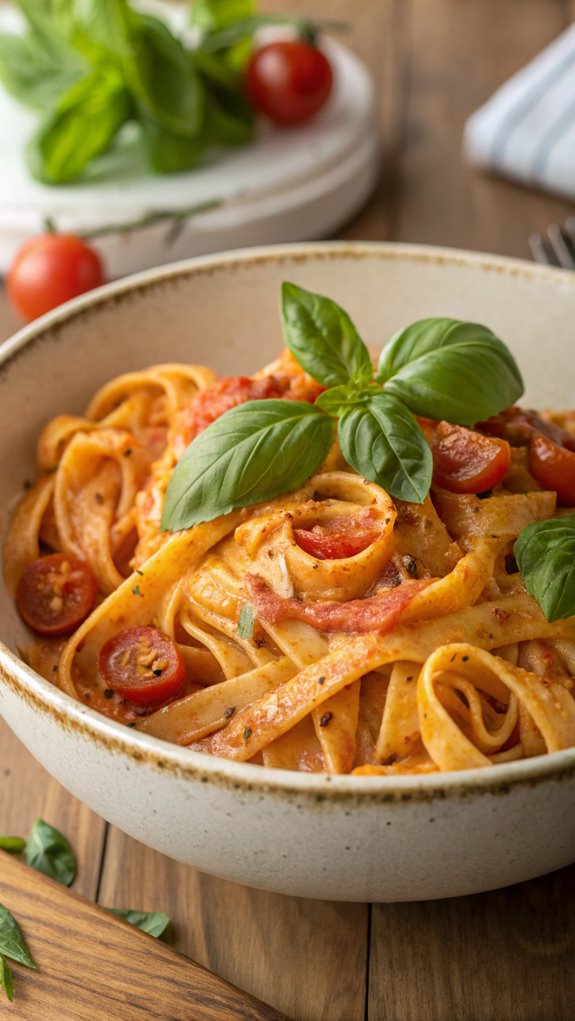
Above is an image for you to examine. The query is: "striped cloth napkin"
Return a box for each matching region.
[463,24,575,200]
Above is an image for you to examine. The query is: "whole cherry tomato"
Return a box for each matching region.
[432,422,511,494]
[246,40,333,126]
[7,234,104,322]
[99,626,186,707]
[16,553,98,636]
[529,435,575,505]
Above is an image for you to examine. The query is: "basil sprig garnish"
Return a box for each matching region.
[162,399,334,531]
[162,282,524,531]
[339,394,433,504]
[281,282,374,387]
[377,318,524,426]
[515,515,575,622]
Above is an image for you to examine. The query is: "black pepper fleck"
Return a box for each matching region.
[104,689,114,699]
[243,726,252,741]
[319,712,333,728]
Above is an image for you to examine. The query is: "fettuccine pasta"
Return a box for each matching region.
[5,350,575,775]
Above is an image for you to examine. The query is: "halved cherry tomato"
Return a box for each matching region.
[16,553,98,636]
[246,40,333,126]
[98,626,186,706]
[7,234,104,322]
[294,528,376,560]
[432,422,511,494]
[529,435,575,505]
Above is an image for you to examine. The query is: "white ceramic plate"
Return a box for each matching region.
[0,242,574,902]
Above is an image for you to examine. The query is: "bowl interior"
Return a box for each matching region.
[1,242,574,664]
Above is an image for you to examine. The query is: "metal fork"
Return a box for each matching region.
[529,220,575,269]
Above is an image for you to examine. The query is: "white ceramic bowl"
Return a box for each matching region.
[1,242,574,903]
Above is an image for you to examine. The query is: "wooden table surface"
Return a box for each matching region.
[1,2,575,1019]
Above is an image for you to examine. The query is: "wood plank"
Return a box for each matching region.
[368,865,575,1021]
[389,0,574,256]
[98,829,368,1021]
[0,853,289,1021]
[0,721,106,899]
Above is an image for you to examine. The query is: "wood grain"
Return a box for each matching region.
[0,853,290,1021]
[368,866,575,1021]
[99,829,368,1021]
[0,722,106,899]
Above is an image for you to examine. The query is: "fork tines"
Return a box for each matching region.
[529,221,575,269]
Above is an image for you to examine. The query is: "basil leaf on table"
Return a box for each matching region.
[28,68,132,184]
[0,905,36,970]
[281,282,374,388]
[109,908,170,939]
[0,837,26,855]
[0,956,14,1002]
[162,399,334,531]
[515,514,575,622]
[338,393,433,503]
[376,318,524,425]
[24,819,76,887]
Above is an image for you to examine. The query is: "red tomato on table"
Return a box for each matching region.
[7,234,104,321]
[99,626,186,707]
[246,40,333,126]
[16,554,98,636]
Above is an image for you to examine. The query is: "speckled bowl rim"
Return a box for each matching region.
[1,240,575,805]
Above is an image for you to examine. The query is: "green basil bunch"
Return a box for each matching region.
[0,0,315,183]
[162,281,524,531]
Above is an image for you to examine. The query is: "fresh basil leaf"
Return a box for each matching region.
[109,909,170,940]
[28,68,131,184]
[0,957,14,1002]
[0,32,86,110]
[281,283,374,388]
[162,399,334,531]
[190,0,256,33]
[0,837,26,855]
[120,13,204,138]
[376,318,524,426]
[236,604,255,639]
[515,514,575,622]
[140,116,206,173]
[338,393,432,503]
[316,383,379,417]
[0,906,36,970]
[204,87,254,145]
[24,819,76,887]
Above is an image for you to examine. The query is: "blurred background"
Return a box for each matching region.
[2,0,575,335]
